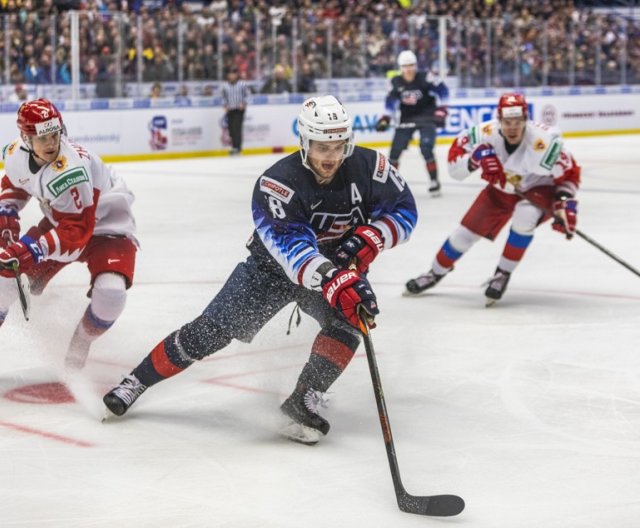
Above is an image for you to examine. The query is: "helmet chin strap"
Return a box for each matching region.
[22,134,61,165]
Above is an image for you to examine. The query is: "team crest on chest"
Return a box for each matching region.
[400,90,422,105]
[505,172,522,186]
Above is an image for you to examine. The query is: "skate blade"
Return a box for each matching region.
[102,406,117,422]
[402,288,429,297]
[280,419,322,445]
[485,297,498,307]
[429,190,442,198]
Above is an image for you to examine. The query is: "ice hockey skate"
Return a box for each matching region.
[404,269,444,296]
[484,268,511,307]
[429,179,441,197]
[280,388,330,445]
[103,374,147,419]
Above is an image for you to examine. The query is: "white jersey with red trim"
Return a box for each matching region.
[448,119,580,197]
[0,135,136,263]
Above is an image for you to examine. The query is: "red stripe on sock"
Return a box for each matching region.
[150,341,184,378]
[503,244,527,262]
[312,334,354,370]
[435,248,456,269]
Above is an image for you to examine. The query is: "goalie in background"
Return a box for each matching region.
[405,93,581,306]
[375,50,449,197]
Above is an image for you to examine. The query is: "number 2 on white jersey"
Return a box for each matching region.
[70,187,83,210]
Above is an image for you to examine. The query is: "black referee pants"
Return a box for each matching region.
[227,108,245,151]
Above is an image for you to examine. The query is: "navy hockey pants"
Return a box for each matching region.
[389,122,437,162]
[200,255,338,347]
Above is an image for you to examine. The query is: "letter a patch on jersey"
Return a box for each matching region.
[259,176,295,204]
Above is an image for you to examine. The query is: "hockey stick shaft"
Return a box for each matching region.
[0,262,30,321]
[573,229,640,277]
[358,314,405,493]
[352,122,418,132]
[515,190,640,278]
[14,265,30,321]
[358,312,464,516]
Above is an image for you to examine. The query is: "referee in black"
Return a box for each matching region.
[221,68,250,155]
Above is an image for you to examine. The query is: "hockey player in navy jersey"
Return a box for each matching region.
[375,50,449,196]
[103,95,417,445]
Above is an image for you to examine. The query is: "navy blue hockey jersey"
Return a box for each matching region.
[250,146,417,290]
[384,71,449,123]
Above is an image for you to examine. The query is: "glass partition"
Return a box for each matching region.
[0,7,637,99]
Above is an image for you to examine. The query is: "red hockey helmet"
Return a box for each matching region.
[17,98,64,137]
[497,93,528,119]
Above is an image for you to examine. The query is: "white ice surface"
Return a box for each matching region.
[1,135,639,527]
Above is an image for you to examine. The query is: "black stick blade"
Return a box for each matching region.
[398,493,465,517]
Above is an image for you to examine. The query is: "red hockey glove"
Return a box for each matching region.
[334,225,384,273]
[322,269,379,329]
[375,115,391,132]
[0,235,45,277]
[0,206,20,249]
[469,144,506,188]
[552,198,578,239]
[434,106,448,128]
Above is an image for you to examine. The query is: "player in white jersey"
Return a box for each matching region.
[405,93,581,305]
[0,98,138,368]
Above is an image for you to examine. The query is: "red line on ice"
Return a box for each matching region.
[0,420,94,447]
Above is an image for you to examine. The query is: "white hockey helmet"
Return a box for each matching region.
[298,95,354,166]
[397,50,417,67]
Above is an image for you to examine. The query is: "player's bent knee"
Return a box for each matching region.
[178,314,233,361]
[449,225,481,253]
[324,318,361,351]
[91,272,127,322]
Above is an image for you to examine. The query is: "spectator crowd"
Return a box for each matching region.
[0,0,638,95]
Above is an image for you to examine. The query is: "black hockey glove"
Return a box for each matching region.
[375,115,391,132]
[434,106,448,128]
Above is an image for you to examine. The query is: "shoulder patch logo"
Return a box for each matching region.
[540,138,562,170]
[6,141,18,157]
[259,176,295,204]
[46,167,89,198]
[533,139,546,152]
[52,155,68,172]
[372,152,405,191]
[481,124,493,136]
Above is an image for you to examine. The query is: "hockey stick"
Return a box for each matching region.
[358,310,465,517]
[515,190,640,278]
[0,262,30,320]
[353,122,418,133]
